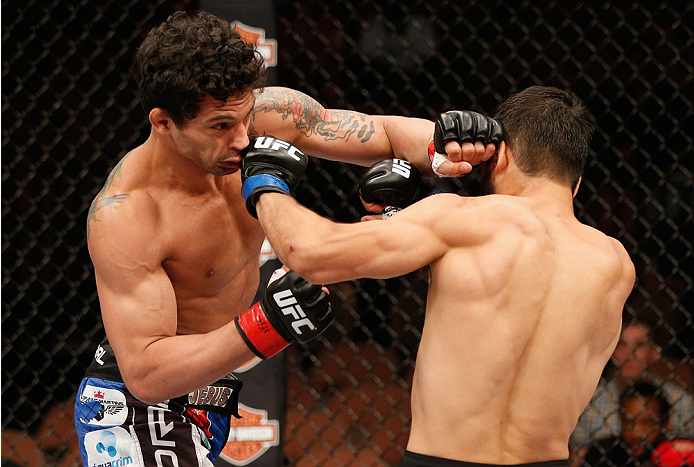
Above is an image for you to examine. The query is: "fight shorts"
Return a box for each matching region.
[400,451,570,467]
[74,338,243,467]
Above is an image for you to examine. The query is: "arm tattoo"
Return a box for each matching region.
[250,89,376,143]
[87,154,130,237]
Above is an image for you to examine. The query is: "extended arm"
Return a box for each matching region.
[255,192,450,284]
[249,86,435,174]
[240,136,494,284]
[250,87,502,177]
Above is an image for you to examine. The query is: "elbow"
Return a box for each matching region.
[121,371,167,405]
[276,240,334,285]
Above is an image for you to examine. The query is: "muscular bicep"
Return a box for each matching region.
[250,87,395,166]
[315,215,447,282]
[259,194,456,283]
[94,261,177,359]
[258,192,498,284]
[87,204,175,382]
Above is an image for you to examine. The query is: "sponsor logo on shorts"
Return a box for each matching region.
[80,385,128,426]
[219,403,280,465]
[232,21,277,67]
[188,384,234,407]
[94,345,106,365]
[147,406,181,466]
[84,427,140,466]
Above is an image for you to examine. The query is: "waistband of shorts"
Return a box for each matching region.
[84,337,124,382]
[401,451,570,467]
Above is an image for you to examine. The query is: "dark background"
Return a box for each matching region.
[2,1,692,466]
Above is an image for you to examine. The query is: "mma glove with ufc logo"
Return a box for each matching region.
[359,158,432,208]
[359,158,433,218]
[241,135,308,218]
[235,269,334,359]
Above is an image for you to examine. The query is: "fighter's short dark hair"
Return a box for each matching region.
[494,86,593,191]
[132,11,266,126]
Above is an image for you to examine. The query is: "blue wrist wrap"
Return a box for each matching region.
[242,174,290,202]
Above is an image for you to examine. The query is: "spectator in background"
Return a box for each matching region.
[582,381,694,467]
[571,321,694,452]
[582,381,670,467]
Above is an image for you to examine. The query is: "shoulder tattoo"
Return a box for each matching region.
[250,88,375,143]
[87,154,130,237]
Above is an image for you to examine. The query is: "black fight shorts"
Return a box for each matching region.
[400,451,570,467]
[74,339,242,466]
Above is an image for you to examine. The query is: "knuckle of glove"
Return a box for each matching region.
[434,111,504,149]
[435,111,475,153]
[471,112,489,141]
[434,111,468,153]
[469,112,503,146]
[358,164,390,204]
[489,118,504,146]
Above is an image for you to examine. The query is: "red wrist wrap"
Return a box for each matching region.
[235,302,290,359]
[428,140,436,161]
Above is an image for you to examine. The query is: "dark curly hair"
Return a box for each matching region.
[494,86,594,191]
[132,11,266,127]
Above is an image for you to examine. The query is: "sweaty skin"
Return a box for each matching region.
[87,86,457,404]
[254,141,636,463]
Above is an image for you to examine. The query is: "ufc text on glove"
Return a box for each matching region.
[241,136,309,218]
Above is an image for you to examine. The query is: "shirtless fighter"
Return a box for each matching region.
[244,86,636,467]
[73,10,490,467]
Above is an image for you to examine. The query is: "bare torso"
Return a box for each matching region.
[406,195,631,463]
[95,144,266,335]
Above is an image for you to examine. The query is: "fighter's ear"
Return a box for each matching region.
[572,176,582,198]
[495,140,509,174]
[149,108,173,134]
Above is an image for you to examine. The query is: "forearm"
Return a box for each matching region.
[255,192,435,283]
[111,320,255,404]
[255,191,402,285]
[255,193,333,281]
[252,88,434,169]
[379,116,436,176]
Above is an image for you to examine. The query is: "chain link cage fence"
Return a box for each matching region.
[2,1,693,466]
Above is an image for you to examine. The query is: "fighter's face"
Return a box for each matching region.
[169,92,256,176]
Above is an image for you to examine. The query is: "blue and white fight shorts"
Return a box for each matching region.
[74,338,242,466]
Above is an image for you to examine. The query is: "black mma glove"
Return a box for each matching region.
[429,111,503,176]
[241,135,309,218]
[358,158,433,218]
[434,110,503,152]
[235,269,333,359]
